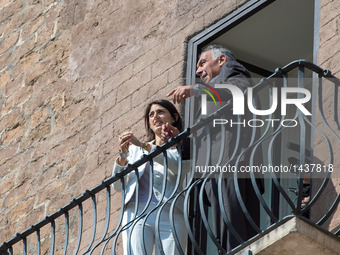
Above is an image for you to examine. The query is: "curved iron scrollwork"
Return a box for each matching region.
[1,60,339,254]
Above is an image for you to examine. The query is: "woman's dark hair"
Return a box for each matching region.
[144,99,183,141]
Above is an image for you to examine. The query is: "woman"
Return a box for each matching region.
[112,99,190,255]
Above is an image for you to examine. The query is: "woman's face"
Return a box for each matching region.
[148,104,174,135]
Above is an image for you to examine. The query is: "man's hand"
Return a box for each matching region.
[166,85,195,104]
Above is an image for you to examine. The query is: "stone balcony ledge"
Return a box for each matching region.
[235,217,340,255]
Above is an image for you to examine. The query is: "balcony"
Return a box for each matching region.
[1,60,339,254]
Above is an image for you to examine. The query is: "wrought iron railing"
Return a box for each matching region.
[1,60,339,255]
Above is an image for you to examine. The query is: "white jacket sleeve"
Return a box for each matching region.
[112,146,137,192]
[112,159,130,192]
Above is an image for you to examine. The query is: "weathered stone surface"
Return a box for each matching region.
[315,0,340,235]
[236,217,340,255]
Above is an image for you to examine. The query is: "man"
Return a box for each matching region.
[167,45,263,253]
[167,45,249,104]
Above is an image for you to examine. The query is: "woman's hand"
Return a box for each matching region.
[119,132,140,152]
[161,123,180,142]
[117,132,140,165]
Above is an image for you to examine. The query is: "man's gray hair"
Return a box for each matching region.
[202,45,236,62]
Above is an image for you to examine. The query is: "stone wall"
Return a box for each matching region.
[0,0,248,253]
[311,0,340,234]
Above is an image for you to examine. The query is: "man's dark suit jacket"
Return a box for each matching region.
[193,60,264,252]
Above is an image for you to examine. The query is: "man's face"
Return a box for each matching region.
[196,50,225,83]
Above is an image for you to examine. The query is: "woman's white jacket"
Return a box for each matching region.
[112,144,191,212]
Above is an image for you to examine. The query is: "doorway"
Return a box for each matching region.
[185,0,317,253]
